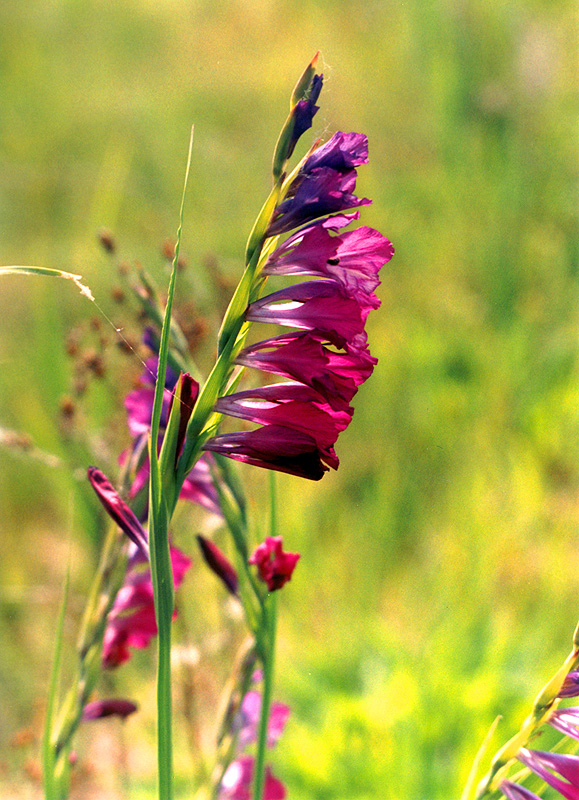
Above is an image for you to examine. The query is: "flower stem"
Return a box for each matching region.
[253,593,277,800]
[253,472,278,800]
[148,127,194,800]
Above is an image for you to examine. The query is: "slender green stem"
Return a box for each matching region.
[253,593,277,800]
[253,473,278,800]
[148,126,194,800]
[42,562,71,800]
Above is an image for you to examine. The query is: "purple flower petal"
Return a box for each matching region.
[518,749,579,799]
[304,131,369,172]
[264,220,393,312]
[500,781,541,800]
[266,167,371,236]
[559,672,579,698]
[549,708,579,741]
[214,383,352,468]
[249,536,300,591]
[235,690,290,748]
[102,545,191,668]
[220,755,286,800]
[87,467,149,558]
[236,331,376,410]
[287,73,323,159]
[82,698,138,721]
[179,454,222,516]
[246,280,369,353]
[203,425,330,480]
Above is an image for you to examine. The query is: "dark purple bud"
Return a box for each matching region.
[166,372,199,465]
[82,698,138,721]
[286,73,323,159]
[87,467,149,558]
[197,535,239,595]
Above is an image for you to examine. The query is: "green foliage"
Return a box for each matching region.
[0,0,576,797]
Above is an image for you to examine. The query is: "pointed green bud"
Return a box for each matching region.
[291,51,320,108]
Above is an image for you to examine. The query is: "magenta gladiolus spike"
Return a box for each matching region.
[249,537,300,591]
[82,698,138,721]
[87,466,149,558]
[205,123,391,480]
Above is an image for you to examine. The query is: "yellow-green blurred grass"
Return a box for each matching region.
[0,0,577,797]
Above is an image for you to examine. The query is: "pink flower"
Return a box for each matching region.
[82,698,138,721]
[205,425,329,481]
[220,756,286,800]
[102,545,191,668]
[548,707,579,741]
[249,537,300,592]
[236,331,376,411]
[235,690,290,749]
[246,280,369,354]
[204,131,391,481]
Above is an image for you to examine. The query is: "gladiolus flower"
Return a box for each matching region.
[304,130,369,171]
[266,131,371,236]
[249,537,300,591]
[204,425,329,481]
[246,280,370,354]
[267,167,370,237]
[103,545,191,668]
[236,331,376,411]
[205,128,391,480]
[263,214,394,312]
[234,690,290,749]
[220,755,286,800]
[82,699,138,721]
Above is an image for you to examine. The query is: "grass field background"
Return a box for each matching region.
[0,1,577,797]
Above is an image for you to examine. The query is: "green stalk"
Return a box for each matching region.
[42,562,71,800]
[253,593,277,800]
[148,126,194,800]
[253,472,278,800]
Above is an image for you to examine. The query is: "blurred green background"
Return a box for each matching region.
[0,0,577,797]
